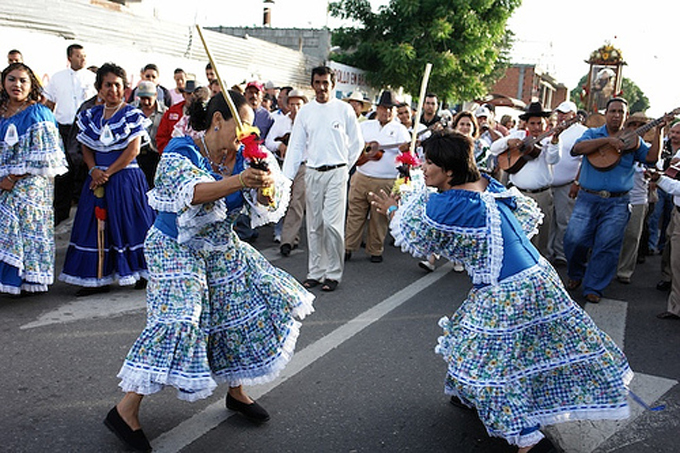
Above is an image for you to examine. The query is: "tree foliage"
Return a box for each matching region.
[570,74,650,114]
[328,0,521,102]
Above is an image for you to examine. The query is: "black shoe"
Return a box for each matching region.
[75,285,110,297]
[528,437,557,453]
[280,244,292,257]
[344,251,352,261]
[226,393,270,422]
[134,278,147,290]
[657,280,672,291]
[449,395,473,410]
[103,406,152,452]
[370,255,383,263]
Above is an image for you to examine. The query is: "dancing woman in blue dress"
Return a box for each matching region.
[104,91,313,451]
[59,63,155,296]
[371,131,631,452]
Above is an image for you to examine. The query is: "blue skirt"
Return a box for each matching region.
[60,164,156,287]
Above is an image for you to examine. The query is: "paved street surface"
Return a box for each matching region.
[2,219,679,453]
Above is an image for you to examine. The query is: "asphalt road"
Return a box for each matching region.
[1,219,678,453]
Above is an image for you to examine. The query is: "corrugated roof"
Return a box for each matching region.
[0,0,315,87]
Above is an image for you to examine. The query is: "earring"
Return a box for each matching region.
[214,126,219,132]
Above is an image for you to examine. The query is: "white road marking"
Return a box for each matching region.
[548,297,678,453]
[20,290,146,329]
[151,263,454,453]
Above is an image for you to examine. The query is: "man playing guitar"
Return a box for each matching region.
[345,90,410,263]
[563,97,660,304]
[489,101,565,258]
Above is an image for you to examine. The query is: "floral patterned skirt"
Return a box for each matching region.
[118,227,315,401]
[436,259,632,447]
[0,176,55,294]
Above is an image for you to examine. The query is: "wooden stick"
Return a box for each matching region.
[194,25,245,134]
[409,63,433,154]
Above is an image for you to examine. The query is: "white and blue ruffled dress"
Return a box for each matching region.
[0,104,68,294]
[391,174,632,448]
[117,136,314,401]
[59,104,156,287]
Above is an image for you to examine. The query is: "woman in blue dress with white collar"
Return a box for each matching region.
[0,62,68,294]
[371,131,632,452]
[60,63,156,296]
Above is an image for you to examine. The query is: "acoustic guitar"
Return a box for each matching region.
[587,107,680,171]
[355,119,446,167]
[498,115,581,174]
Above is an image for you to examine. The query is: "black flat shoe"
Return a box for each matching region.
[527,437,557,453]
[75,285,110,297]
[103,406,152,452]
[449,395,473,410]
[134,278,147,290]
[226,393,270,423]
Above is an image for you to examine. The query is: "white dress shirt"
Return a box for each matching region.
[358,118,411,178]
[265,113,293,158]
[44,67,96,125]
[283,99,363,180]
[551,123,588,186]
[490,129,561,190]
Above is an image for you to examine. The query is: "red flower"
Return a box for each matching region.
[95,206,107,221]
[396,152,420,167]
[241,134,267,161]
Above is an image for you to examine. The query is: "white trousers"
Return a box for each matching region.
[304,166,349,282]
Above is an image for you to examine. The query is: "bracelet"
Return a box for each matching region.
[88,166,104,176]
[6,175,15,184]
[238,173,247,189]
[572,180,580,186]
[386,205,398,216]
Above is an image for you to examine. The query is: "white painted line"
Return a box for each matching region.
[20,291,146,329]
[585,297,628,349]
[151,263,454,453]
[548,297,678,452]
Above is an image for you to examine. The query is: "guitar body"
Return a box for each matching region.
[587,130,639,171]
[498,142,542,174]
[356,141,384,166]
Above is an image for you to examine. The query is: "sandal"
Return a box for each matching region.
[303,279,321,288]
[657,311,680,320]
[566,279,581,291]
[321,279,338,292]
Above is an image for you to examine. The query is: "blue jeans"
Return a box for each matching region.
[648,188,673,252]
[564,191,631,297]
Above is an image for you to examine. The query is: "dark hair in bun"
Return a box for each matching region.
[189,90,248,131]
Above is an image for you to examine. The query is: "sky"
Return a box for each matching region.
[146,0,678,116]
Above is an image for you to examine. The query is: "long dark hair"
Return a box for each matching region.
[189,90,248,132]
[422,131,481,187]
[1,62,43,105]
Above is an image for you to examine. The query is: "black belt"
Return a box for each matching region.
[581,187,629,198]
[552,180,574,188]
[310,163,347,172]
[520,186,550,194]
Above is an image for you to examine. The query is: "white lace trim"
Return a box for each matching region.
[243,151,292,228]
[0,164,68,178]
[58,271,148,287]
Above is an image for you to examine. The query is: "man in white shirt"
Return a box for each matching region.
[283,66,364,292]
[345,90,410,263]
[547,101,588,265]
[264,89,308,256]
[490,102,563,257]
[44,43,97,225]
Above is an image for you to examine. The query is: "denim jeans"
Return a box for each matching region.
[648,188,673,252]
[564,191,631,297]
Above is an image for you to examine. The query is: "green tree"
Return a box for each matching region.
[328,0,521,102]
[570,74,650,114]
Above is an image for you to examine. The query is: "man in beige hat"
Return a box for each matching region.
[265,89,309,254]
[343,91,371,122]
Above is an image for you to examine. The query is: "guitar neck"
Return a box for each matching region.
[635,108,680,136]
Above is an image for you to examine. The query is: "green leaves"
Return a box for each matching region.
[329,0,521,102]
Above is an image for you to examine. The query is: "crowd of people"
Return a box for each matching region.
[1,44,678,453]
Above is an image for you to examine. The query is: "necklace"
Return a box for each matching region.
[1,99,29,118]
[200,135,231,175]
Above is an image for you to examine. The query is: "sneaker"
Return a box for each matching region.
[453,261,465,273]
[419,260,435,272]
